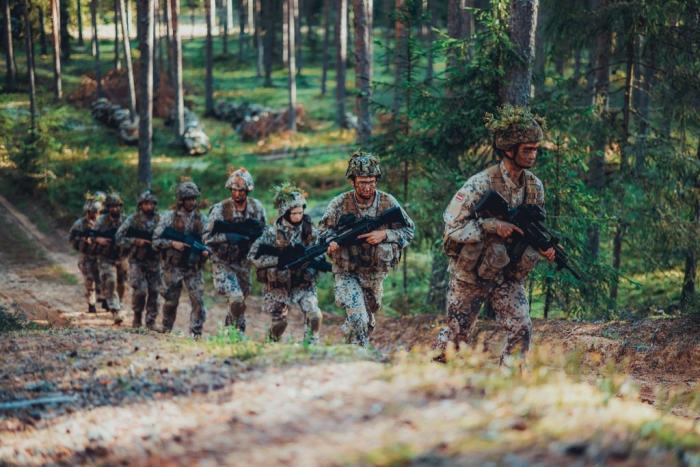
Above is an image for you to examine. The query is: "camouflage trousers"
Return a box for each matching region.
[212,260,251,332]
[98,257,128,317]
[129,259,162,329]
[264,286,322,343]
[161,266,206,336]
[334,272,385,347]
[434,275,532,363]
[78,254,101,307]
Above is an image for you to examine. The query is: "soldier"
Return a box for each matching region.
[320,151,415,347]
[115,190,162,329]
[249,184,323,343]
[153,180,210,337]
[434,105,555,364]
[94,192,129,324]
[204,168,266,333]
[68,194,104,314]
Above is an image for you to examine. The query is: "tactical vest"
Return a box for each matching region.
[95,214,127,261]
[331,191,402,274]
[485,164,541,207]
[128,212,160,262]
[257,218,315,290]
[75,217,98,255]
[214,199,254,263]
[162,210,205,268]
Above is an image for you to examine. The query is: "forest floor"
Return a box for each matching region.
[1,198,700,466]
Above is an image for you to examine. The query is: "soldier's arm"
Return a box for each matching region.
[257,200,268,225]
[203,204,227,246]
[383,196,415,248]
[152,212,174,250]
[318,195,343,237]
[68,219,83,251]
[247,227,278,269]
[443,174,492,244]
[115,214,135,248]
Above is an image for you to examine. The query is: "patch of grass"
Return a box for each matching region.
[0,305,44,333]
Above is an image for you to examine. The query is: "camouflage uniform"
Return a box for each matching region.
[320,152,415,346]
[249,185,322,343]
[115,191,162,329]
[435,106,546,362]
[95,194,129,323]
[203,169,266,332]
[153,181,209,336]
[68,199,103,313]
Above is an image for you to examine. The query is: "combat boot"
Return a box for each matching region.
[88,304,97,314]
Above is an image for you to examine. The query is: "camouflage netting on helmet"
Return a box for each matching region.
[176,179,201,200]
[484,105,546,151]
[273,182,307,217]
[83,191,105,213]
[104,192,124,207]
[137,189,158,205]
[345,151,382,179]
[225,168,255,192]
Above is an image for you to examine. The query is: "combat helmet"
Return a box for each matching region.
[137,189,158,206]
[484,105,546,151]
[273,182,307,218]
[104,191,124,207]
[225,168,254,192]
[176,179,201,201]
[83,192,103,214]
[345,151,381,180]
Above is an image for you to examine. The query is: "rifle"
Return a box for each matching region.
[255,244,332,272]
[160,227,211,266]
[70,228,116,240]
[277,206,408,271]
[473,191,582,280]
[124,227,153,241]
[210,218,265,245]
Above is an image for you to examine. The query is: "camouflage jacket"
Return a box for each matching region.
[203,197,267,266]
[319,190,415,274]
[115,211,161,263]
[68,216,98,255]
[94,212,127,261]
[153,208,208,269]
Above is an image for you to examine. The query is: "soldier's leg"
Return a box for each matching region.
[161,267,184,332]
[213,263,246,331]
[359,275,385,337]
[78,256,97,312]
[434,277,487,358]
[266,296,288,342]
[490,280,532,364]
[298,291,322,344]
[99,259,123,323]
[116,259,128,302]
[231,267,252,332]
[129,261,147,328]
[144,264,162,329]
[334,273,370,346]
[185,270,207,337]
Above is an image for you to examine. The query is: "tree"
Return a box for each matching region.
[170,0,184,136]
[286,0,297,131]
[205,0,214,114]
[118,0,136,119]
[38,6,48,55]
[114,0,122,69]
[59,0,70,59]
[23,0,38,133]
[3,0,17,91]
[262,0,275,86]
[137,0,155,187]
[500,0,538,106]
[352,0,372,143]
[335,0,347,127]
[446,0,472,84]
[51,0,63,99]
[77,0,85,46]
[320,0,331,94]
[255,0,263,77]
[91,0,103,96]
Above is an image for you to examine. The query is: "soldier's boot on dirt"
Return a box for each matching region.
[305,314,322,345]
[161,302,178,333]
[268,318,288,342]
[132,293,146,328]
[112,310,124,325]
[88,304,97,314]
[144,293,159,330]
[101,299,109,311]
[225,302,246,333]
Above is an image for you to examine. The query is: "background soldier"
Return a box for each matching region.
[320,151,415,347]
[435,105,555,364]
[94,192,128,324]
[249,184,323,343]
[153,180,210,337]
[68,194,104,314]
[204,168,266,333]
[116,190,162,329]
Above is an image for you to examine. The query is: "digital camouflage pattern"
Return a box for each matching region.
[69,215,102,311]
[436,160,545,361]
[225,168,255,191]
[204,196,266,332]
[320,190,414,346]
[344,151,382,179]
[249,217,322,343]
[484,105,546,151]
[94,212,128,323]
[153,208,208,336]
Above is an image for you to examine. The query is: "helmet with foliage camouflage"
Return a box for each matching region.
[137,189,158,206]
[345,151,382,180]
[484,105,546,151]
[225,168,254,192]
[83,192,103,214]
[273,182,307,218]
[104,192,123,207]
[176,179,201,201]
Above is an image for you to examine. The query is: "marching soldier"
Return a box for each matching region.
[68,194,104,314]
[320,151,415,347]
[204,169,266,333]
[116,190,162,329]
[434,105,555,364]
[249,183,323,343]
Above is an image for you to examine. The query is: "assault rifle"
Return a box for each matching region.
[255,244,333,272]
[274,206,408,271]
[210,218,265,245]
[473,191,582,280]
[123,227,153,241]
[160,227,211,266]
[70,227,117,240]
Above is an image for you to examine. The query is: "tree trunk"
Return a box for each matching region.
[282,0,288,65]
[205,0,214,113]
[680,141,700,310]
[153,0,160,99]
[424,0,435,84]
[392,0,406,119]
[352,0,372,143]
[59,0,70,59]
[621,34,634,173]
[262,0,274,86]
[255,0,263,77]
[446,0,471,92]
[137,0,154,188]
[164,0,173,83]
[500,0,538,106]
[170,0,184,136]
[77,0,85,45]
[609,220,626,306]
[320,0,331,95]
[335,0,347,127]
[51,0,63,99]
[294,0,301,76]
[2,0,17,91]
[23,0,38,133]
[533,1,545,96]
[91,0,103,97]
[237,0,244,59]
[635,43,653,176]
[118,0,137,119]
[222,0,229,54]
[286,0,297,131]
[115,0,122,69]
[39,7,48,56]
[382,0,391,73]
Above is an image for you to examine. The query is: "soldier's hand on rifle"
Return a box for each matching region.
[201,249,210,258]
[358,230,387,245]
[134,238,150,247]
[96,237,112,246]
[327,241,340,255]
[482,220,524,239]
[540,247,556,262]
[172,241,187,251]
